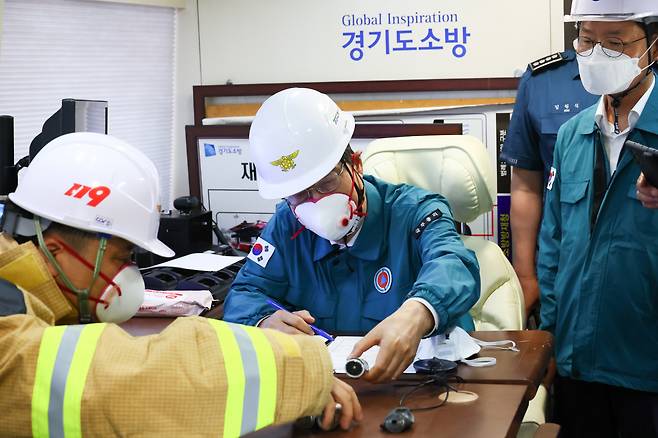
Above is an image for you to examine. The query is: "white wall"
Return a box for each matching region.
[90,0,185,6]
[0,1,569,201]
[171,0,200,200]
[170,1,568,196]
[196,0,568,84]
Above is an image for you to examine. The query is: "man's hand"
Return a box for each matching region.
[636,173,658,209]
[259,309,315,335]
[319,378,363,430]
[347,300,433,383]
[518,274,540,318]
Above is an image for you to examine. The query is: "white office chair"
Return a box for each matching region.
[361,134,525,330]
[361,135,546,437]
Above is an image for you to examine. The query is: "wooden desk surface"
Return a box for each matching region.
[245,382,528,438]
[120,318,552,395]
[119,319,542,437]
[458,330,553,399]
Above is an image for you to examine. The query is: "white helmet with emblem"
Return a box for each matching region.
[248,87,355,199]
[9,132,174,257]
[565,0,658,23]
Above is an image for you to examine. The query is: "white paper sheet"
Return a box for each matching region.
[328,335,448,374]
[141,253,244,272]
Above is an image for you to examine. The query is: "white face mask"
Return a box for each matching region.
[575,39,657,96]
[417,326,519,368]
[294,193,360,242]
[95,264,145,323]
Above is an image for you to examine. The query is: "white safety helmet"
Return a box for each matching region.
[565,0,658,23]
[249,88,355,199]
[9,132,174,257]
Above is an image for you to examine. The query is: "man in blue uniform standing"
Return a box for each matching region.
[538,1,658,436]
[501,50,597,318]
[224,88,480,383]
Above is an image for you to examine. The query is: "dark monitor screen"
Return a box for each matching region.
[29,99,108,159]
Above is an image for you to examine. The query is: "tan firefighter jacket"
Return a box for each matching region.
[0,234,334,437]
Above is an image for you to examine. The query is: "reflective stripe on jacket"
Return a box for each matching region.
[0,237,333,437]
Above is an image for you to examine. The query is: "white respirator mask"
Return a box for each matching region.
[294,193,361,242]
[576,39,657,96]
[41,231,145,324]
[94,264,146,323]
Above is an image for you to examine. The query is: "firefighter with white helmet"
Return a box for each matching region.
[224,88,480,383]
[0,132,361,435]
[538,2,658,436]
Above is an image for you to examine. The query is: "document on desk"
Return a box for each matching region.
[141,253,244,271]
[328,327,494,373]
[328,335,450,374]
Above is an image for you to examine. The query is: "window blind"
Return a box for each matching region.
[0,0,176,206]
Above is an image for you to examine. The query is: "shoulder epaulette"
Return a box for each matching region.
[528,52,567,75]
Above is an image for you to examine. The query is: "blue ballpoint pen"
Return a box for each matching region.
[266,298,334,342]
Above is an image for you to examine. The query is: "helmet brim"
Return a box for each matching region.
[9,192,175,258]
[141,238,176,258]
[565,12,658,22]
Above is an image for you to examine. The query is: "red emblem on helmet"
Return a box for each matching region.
[64,183,111,207]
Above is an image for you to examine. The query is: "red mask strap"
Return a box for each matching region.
[290,225,306,240]
[351,151,363,169]
[58,283,111,309]
[51,237,122,296]
[347,169,367,219]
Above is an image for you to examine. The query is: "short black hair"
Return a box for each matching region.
[648,22,658,43]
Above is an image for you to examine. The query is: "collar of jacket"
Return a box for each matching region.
[312,177,386,262]
[577,71,658,137]
[564,50,582,80]
[0,234,77,323]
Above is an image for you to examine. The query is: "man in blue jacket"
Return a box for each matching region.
[223,88,480,383]
[501,51,597,318]
[538,1,658,436]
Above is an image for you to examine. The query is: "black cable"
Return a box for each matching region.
[397,374,464,412]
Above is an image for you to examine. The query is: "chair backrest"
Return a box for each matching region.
[361,135,525,330]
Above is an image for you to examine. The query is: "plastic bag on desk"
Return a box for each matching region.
[137,289,214,317]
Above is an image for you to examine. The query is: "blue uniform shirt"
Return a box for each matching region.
[537,74,658,392]
[223,175,480,335]
[501,51,598,183]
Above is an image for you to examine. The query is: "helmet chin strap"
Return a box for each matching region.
[609,36,657,134]
[609,68,652,134]
[339,164,367,245]
[33,217,108,324]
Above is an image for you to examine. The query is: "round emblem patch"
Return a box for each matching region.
[374,267,392,294]
[251,243,263,256]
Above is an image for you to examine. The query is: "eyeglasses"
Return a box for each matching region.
[574,35,646,58]
[285,162,345,206]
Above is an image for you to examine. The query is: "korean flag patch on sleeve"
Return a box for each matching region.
[247,237,276,268]
[547,166,557,191]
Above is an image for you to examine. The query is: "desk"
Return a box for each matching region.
[459,330,553,399]
[119,318,550,437]
[120,316,174,336]
[245,382,528,438]
[120,318,552,394]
